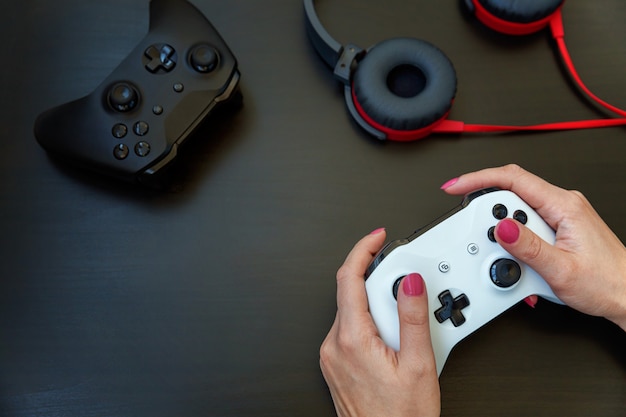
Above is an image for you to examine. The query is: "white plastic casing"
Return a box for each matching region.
[365,189,562,376]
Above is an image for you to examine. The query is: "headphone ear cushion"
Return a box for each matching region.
[352,38,457,132]
[477,0,564,24]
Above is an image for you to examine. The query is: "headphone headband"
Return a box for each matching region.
[303,0,340,68]
[303,0,364,84]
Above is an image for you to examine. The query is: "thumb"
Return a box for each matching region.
[396,273,437,372]
[494,218,563,285]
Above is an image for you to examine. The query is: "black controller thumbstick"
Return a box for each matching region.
[189,44,219,73]
[490,258,522,288]
[108,82,139,112]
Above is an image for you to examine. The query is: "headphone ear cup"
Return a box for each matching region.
[351,37,457,138]
[471,0,564,34]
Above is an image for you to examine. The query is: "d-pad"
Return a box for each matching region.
[434,290,470,327]
[144,44,177,73]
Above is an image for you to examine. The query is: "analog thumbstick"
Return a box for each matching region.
[189,44,219,73]
[490,258,522,288]
[108,82,139,112]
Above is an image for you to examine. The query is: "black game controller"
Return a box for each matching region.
[34,0,241,185]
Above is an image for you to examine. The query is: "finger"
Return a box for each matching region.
[440,164,566,214]
[336,229,387,320]
[524,295,539,308]
[495,218,568,288]
[396,273,437,373]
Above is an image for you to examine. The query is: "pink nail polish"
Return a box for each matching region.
[370,227,385,235]
[496,218,520,244]
[524,296,538,308]
[403,273,425,297]
[440,177,459,190]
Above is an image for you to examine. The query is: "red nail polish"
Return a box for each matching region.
[403,273,425,297]
[370,227,385,235]
[440,177,459,190]
[496,218,520,244]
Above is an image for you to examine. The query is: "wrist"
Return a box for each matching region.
[610,312,626,332]
[607,288,626,332]
[611,317,626,333]
[607,258,626,332]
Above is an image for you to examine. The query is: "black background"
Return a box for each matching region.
[1,1,625,416]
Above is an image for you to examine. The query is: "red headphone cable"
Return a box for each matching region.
[549,8,626,118]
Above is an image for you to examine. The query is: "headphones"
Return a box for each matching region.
[304,0,626,141]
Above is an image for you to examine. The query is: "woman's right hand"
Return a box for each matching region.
[441,164,626,331]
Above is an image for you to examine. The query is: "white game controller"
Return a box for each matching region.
[365,188,564,376]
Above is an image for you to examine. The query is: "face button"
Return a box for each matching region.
[434,290,470,327]
[487,226,496,242]
[513,210,528,225]
[490,258,522,288]
[133,121,149,136]
[392,277,403,300]
[144,44,177,73]
[134,141,151,157]
[112,123,128,138]
[492,203,508,220]
[113,143,129,160]
[189,44,219,73]
[107,83,139,113]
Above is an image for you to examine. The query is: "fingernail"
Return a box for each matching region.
[440,177,459,190]
[524,296,538,308]
[496,218,520,244]
[402,273,425,297]
[370,227,385,235]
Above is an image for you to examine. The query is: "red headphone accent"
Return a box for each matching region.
[548,10,626,118]
[472,0,560,36]
[351,86,453,142]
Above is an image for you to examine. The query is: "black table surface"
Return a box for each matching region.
[1,1,625,416]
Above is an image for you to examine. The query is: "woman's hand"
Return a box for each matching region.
[320,228,441,417]
[441,164,626,331]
